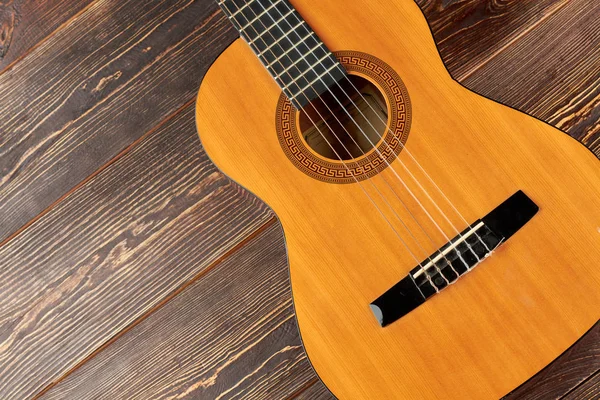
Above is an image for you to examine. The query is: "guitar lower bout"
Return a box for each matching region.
[196,0,600,398]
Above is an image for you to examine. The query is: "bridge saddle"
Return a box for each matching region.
[370,190,539,327]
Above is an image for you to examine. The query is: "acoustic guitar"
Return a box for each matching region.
[195,0,600,398]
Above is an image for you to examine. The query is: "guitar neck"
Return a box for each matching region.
[218,0,346,109]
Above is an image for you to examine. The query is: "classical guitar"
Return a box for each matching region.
[196,0,600,398]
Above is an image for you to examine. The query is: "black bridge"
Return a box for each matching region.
[370,190,539,327]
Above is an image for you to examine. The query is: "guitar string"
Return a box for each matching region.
[219,1,439,290]
[251,0,471,284]
[222,0,460,285]
[275,2,486,250]
[248,3,463,281]
[262,0,488,267]
[342,75,492,254]
[220,0,454,289]
[251,0,472,277]
[218,0,447,289]
[220,0,459,285]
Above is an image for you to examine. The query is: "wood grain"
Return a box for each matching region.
[292,381,335,400]
[563,371,600,400]
[39,223,319,400]
[0,0,237,244]
[196,0,600,397]
[0,104,274,399]
[424,0,600,396]
[414,0,566,81]
[505,321,600,400]
[0,0,94,71]
[458,0,600,153]
[0,0,597,398]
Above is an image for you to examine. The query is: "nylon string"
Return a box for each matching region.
[251,0,474,278]
[219,0,485,283]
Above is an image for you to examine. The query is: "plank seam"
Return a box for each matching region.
[457,0,571,82]
[32,216,278,399]
[284,377,321,400]
[504,320,600,399]
[559,369,600,399]
[0,97,195,251]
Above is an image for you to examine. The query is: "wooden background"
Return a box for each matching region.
[0,0,597,398]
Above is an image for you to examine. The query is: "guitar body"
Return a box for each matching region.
[196,0,600,398]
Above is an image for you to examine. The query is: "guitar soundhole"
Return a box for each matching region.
[298,75,388,161]
[276,51,411,184]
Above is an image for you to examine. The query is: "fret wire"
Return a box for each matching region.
[279,52,332,88]
[217,0,250,18]
[239,0,283,31]
[230,1,250,17]
[248,8,294,45]
[266,32,317,67]
[274,42,325,78]
[220,0,346,107]
[219,1,243,29]
[291,63,343,100]
[256,20,305,57]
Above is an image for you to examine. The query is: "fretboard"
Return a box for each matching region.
[218,0,347,109]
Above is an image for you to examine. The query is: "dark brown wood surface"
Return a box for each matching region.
[0,0,95,71]
[40,222,319,399]
[0,0,236,244]
[0,0,597,398]
[505,321,600,400]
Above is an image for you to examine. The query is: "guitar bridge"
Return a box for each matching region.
[370,190,539,327]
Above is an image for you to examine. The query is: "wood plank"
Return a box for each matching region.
[38,0,600,398]
[0,0,237,244]
[414,0,566,81]
[458,0,600,153]
[0,104,275,399]
[0,0,597,399]
[39,224,319,399]
[293,381,335,400]
[0,0,95,72]
[563,372,600,400]
[504,321,600,400]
